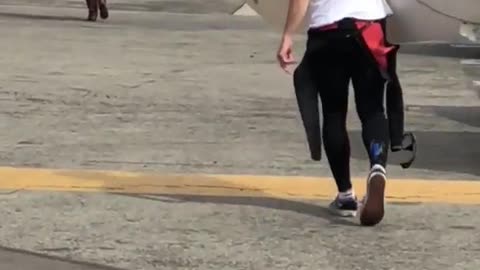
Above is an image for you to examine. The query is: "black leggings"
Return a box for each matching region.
[301,29,390,192]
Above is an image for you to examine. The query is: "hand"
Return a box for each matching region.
[276,35,297,74]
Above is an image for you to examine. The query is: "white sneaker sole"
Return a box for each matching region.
[359,173,386,226]
[329,208,357,217]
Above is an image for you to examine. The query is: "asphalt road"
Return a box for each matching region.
[0,3,478,270]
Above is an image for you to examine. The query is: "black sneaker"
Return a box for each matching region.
[359,164,386,226]
[99,0,109,20]
[328,195,358,217]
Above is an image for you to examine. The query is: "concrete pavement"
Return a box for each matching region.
[0,246,121,270]
[0,3,478,270]
[0,0,246,14]
[0,5,478,179]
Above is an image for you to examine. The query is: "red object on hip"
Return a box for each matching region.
[315,20,394,71]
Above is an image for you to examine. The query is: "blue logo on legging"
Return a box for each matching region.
[370,142,384,162]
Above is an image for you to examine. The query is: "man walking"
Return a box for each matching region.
[277,0,397,226]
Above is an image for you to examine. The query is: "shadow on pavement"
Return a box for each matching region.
[119,193,361,227]
[346,104,480,177]
[0,12,84,22]
[400,43,480,59]
[418,105,480,128]
[0,245,124,270]
[350,130,480,177]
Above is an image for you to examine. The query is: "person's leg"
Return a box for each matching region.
[99,0,109,20]
[305,31,357,216]
[352,66,389,225]
[351,29,390,226]
[319,72,352,194]
[352,74,389,169]
[86,0,98,21]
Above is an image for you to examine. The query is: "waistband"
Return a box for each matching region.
[308,18,383,33]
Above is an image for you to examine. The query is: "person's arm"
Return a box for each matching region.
[282,0,310,37]
[277,0,310,73]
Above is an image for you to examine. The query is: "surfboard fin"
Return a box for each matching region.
[397,132,417,169]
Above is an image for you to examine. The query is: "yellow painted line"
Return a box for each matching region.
[0,166,479,204]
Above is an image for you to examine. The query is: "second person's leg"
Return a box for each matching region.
[99,0,109,20]
[86,0,98,21]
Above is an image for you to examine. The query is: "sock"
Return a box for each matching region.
[371,164,386,174]
[338,190,355,200]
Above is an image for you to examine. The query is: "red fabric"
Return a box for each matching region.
[358,22,393,70]
[315,20,394,71]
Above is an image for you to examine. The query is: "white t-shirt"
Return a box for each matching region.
[308,0,393,28]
